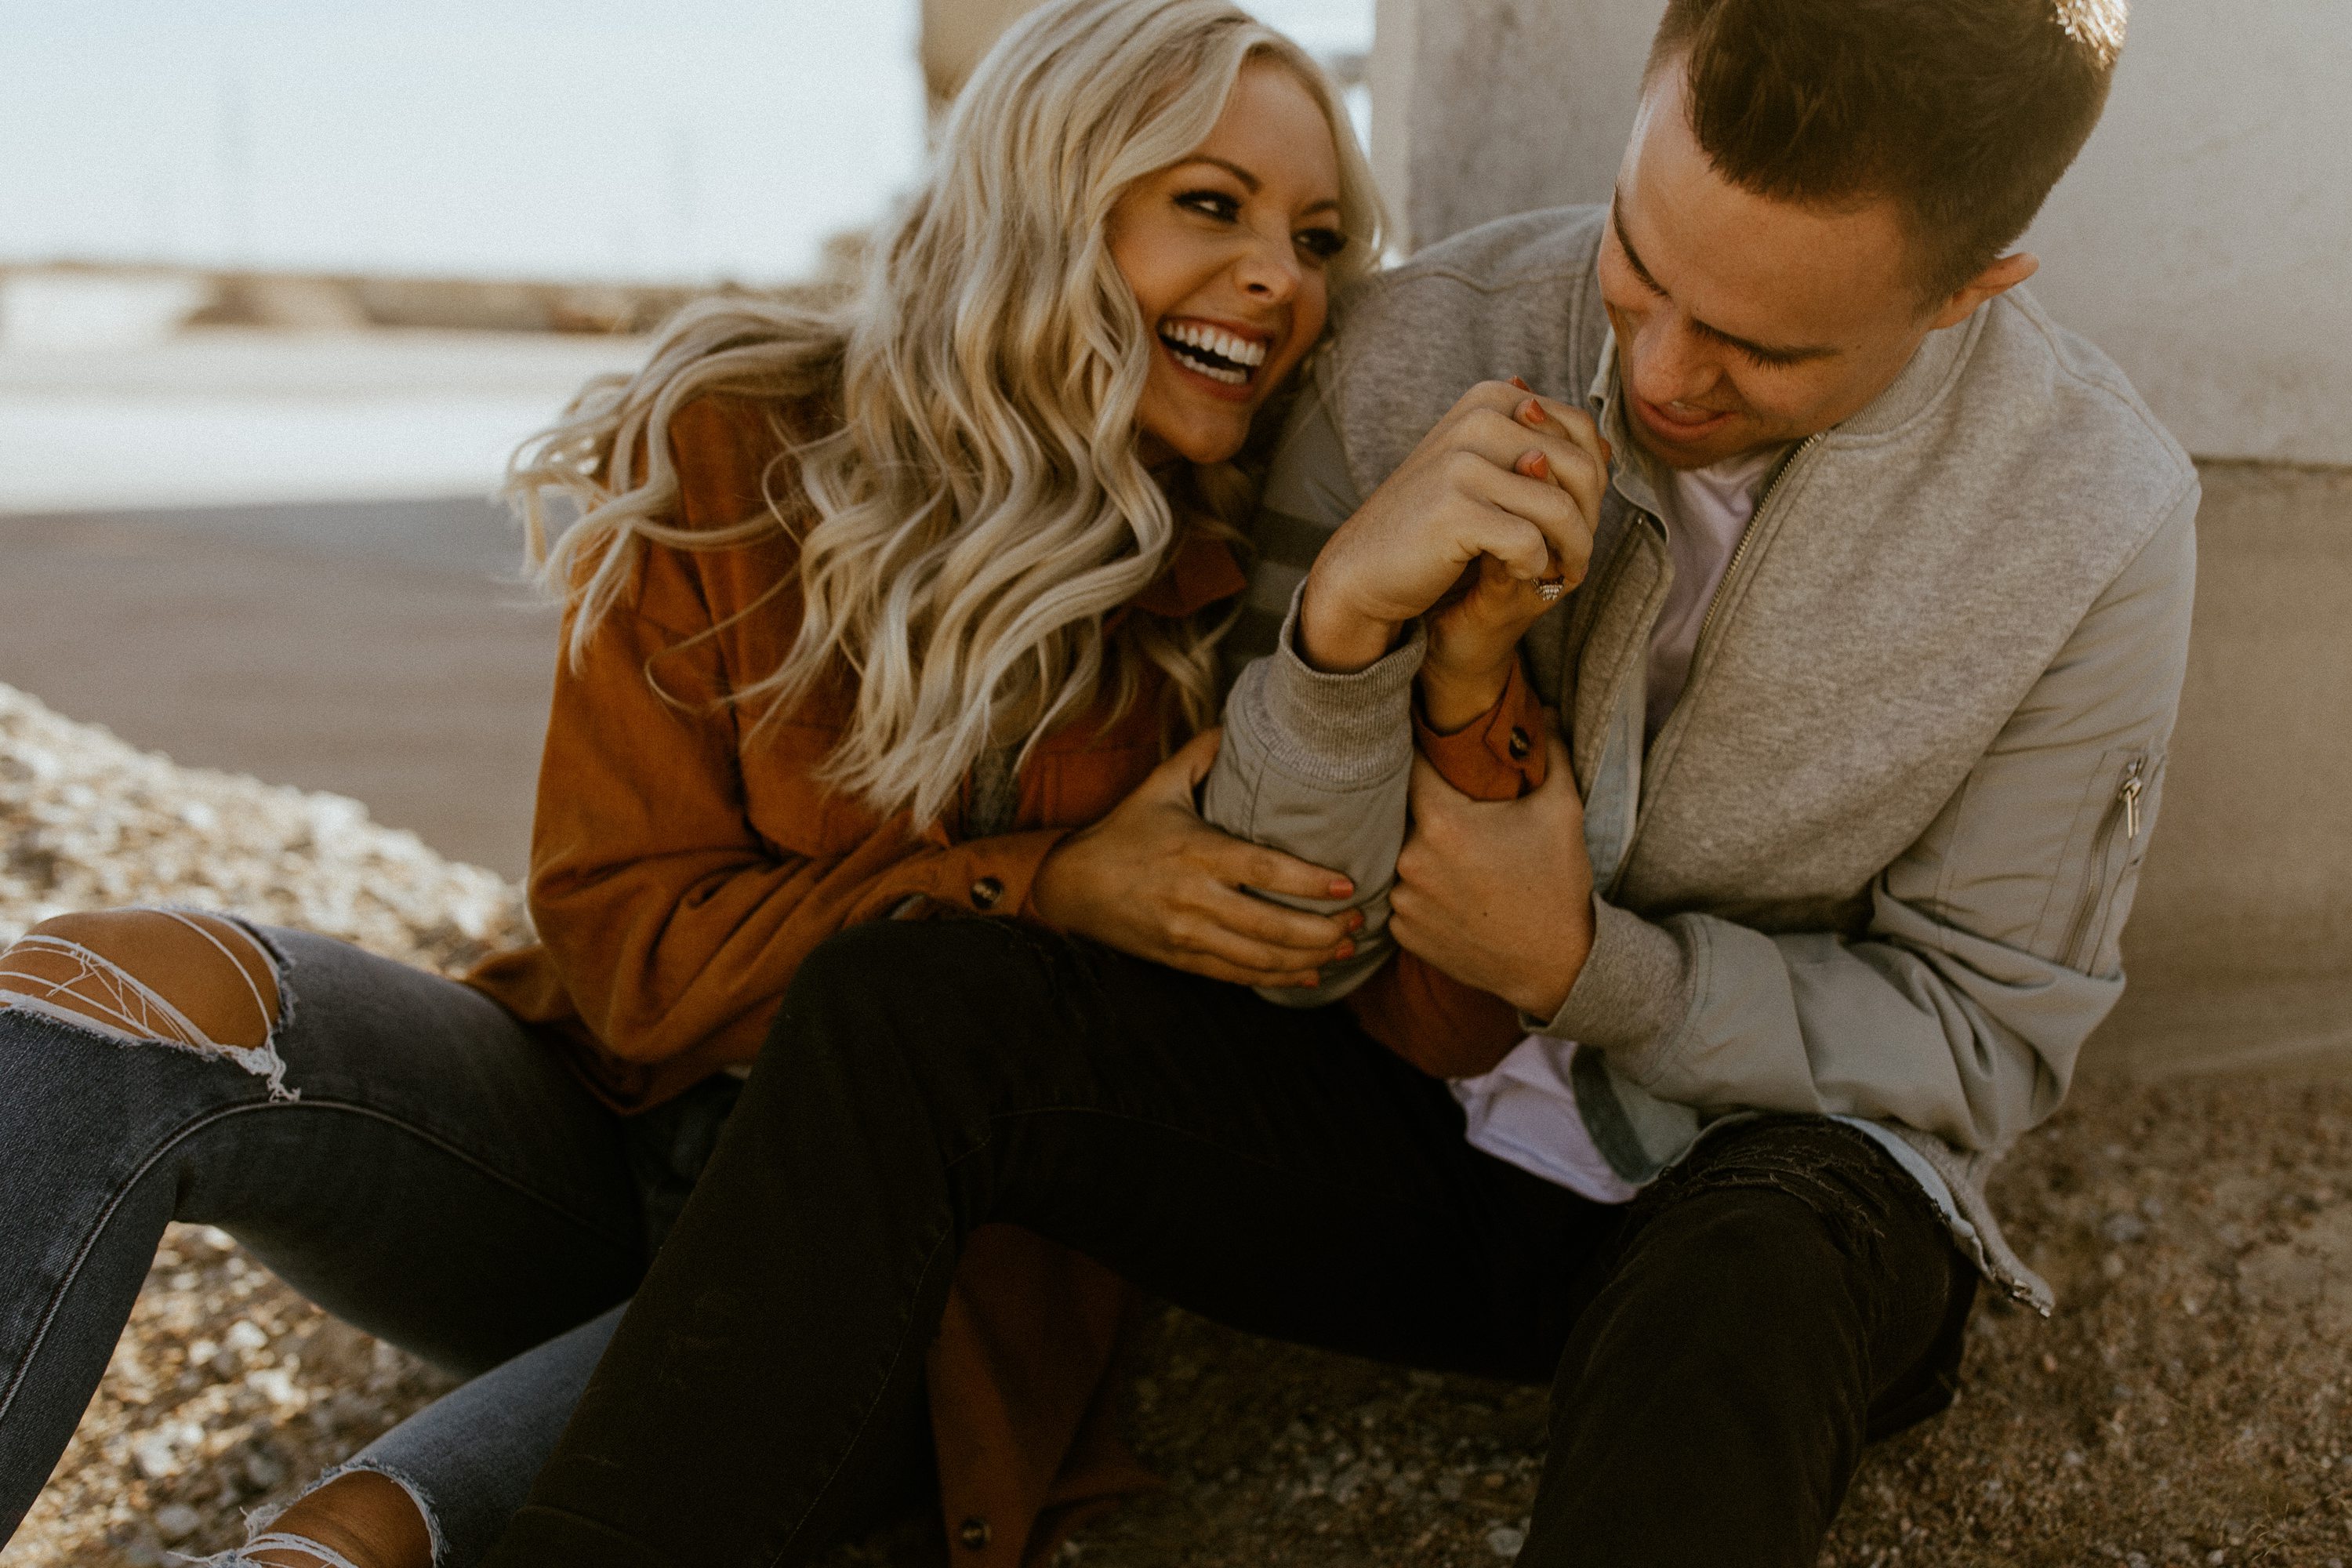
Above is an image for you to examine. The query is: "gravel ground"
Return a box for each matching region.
[5,681,2349,1567]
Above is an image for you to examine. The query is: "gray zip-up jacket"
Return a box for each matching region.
[1200,206,2199,1310]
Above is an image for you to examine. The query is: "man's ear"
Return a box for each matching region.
[1925,252,2040,332]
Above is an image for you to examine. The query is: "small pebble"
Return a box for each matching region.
[1486,1525,1526,1559]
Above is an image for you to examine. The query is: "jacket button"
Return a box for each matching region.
[1507,727,1532,760]
[969,876,1005,911]
[959,1517,993,1552]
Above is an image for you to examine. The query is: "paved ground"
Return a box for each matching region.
[0,498,554,877]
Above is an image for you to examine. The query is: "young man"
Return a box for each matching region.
[483,2,2193,1563]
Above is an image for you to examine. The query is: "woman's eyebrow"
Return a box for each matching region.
[1174,156,1340,217]
[1185,155,1262,191]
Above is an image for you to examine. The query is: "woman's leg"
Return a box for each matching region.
[485,918,1617,1568]
[0,915,648,1544]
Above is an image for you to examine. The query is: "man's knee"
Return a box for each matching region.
[1,908,284,1054]
[1608,1186,1866,1356]
[1569,1127,1965,1417]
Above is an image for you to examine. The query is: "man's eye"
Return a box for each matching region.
[1295,227,1348,261]
[1175,190,1241,222]
[1733,342,1799,371]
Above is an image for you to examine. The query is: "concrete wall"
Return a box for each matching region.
[1370,0,2352,466]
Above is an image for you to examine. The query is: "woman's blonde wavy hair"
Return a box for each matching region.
[509,0,1382,829]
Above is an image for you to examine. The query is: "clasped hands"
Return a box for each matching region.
[1302,379,1608,1018]
[1035,382,1607,1012]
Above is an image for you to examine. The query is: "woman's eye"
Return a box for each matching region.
[1294,227,1348,262]
[1174,189,1242,222]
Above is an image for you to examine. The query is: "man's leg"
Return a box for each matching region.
[1526,1118,1975,1568]
[485,918,1617,1568]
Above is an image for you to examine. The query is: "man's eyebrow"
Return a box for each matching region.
[1610,189,1840,365]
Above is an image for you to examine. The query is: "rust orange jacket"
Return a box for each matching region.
[463,393,1241,1566]
[460,391,1531,1563]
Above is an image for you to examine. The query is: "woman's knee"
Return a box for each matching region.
[0,908,287,1070]
[4,908,284,1047]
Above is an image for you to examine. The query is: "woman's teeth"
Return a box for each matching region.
[1158,321,1268,386]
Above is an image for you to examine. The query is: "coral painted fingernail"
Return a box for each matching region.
[1518,450,1549,480]
[1335,941,1356,961]
[1519,397,1546,426]
[1330,878,1355,898]
[1508,376,1533,392]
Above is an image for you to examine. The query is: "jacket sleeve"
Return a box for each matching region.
[1547,486,2200,1155]
[1199,378,1423,1006]
[524,426,1069,1085]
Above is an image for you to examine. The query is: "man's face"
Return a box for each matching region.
[1596,60,1944,471]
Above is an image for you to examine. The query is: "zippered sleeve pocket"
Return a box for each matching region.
[2057,746,2165,977]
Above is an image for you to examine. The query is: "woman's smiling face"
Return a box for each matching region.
[1108,60,1347,468]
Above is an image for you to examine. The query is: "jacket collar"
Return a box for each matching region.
[1129,530,1249,619]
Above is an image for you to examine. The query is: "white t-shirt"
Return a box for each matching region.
[1448,445,1964,1228]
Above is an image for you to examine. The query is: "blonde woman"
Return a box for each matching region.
[0,3,1378,1566]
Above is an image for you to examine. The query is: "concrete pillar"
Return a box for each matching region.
[921,0,1049,118]
[1369,0,1659,255]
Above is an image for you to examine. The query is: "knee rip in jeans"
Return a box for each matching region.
[192,1462,443,1568]
[0,909,296,1102]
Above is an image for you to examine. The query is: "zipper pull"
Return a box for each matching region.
[2122,761,2146,841]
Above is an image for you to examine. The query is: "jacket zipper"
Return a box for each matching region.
[2063,757,2147,971]
[1603,432,1825,897]
[1689,431,1825,657]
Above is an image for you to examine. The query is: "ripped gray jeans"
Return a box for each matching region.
[0,920,738,1565]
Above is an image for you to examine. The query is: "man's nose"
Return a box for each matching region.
[1632,314,1721,406]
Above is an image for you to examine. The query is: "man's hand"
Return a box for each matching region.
[1389,730,1594,1018]
[1032,729,1363,989]
[1298,380,1608,677]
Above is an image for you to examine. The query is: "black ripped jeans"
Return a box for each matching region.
[484,920,1974,1568]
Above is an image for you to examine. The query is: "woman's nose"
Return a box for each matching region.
[1234,231,1302,303]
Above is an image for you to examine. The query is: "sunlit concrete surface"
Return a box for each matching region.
[0,328,646,514]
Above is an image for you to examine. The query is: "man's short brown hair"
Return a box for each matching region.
[1647,0,2125,299]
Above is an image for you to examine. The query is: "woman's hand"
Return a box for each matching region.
[1031,729,1363,989]
[1296,379,1609,677]
[1420,383,1611,731]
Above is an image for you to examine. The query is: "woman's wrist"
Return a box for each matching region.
[1417,657,1515,735]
